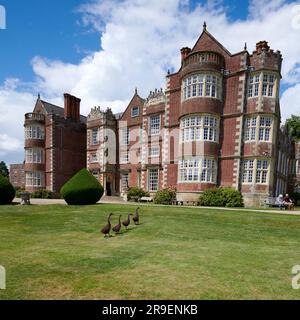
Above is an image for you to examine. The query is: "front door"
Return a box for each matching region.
[106,182,112,196]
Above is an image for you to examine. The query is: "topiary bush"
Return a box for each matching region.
[60,169,104,205]
[154,187,176,205]
[199,187,243,208]
[0,174,16,205]
[127,187,149,201]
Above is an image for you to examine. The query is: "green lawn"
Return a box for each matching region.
[0,204,300,300]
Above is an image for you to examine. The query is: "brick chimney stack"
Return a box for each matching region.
[64,93,81,122]
[180,47,191,63]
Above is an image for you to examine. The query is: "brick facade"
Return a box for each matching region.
[23,94,86,193]
[21,25,298,206]
[9,164,25,188]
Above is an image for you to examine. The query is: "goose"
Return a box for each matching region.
[133,207,140,225]
[122,214,133,230]
[112,215,122,234]
[101,213,114,238]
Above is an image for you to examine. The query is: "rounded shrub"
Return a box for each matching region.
[199,187,243,208]
[0,174,16,205]
[60,169,104,205]
[127,187,149,201]
[154,187,176,205]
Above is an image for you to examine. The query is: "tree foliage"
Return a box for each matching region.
[285,115,300,141]
[0,161,9,178]
[0,174,15,205]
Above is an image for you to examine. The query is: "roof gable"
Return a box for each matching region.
[119,90,145,124]
[191,29,232,57]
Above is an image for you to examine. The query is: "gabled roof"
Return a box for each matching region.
[119,89,145,121]
[33,97,87,123]
[190,24,232,57]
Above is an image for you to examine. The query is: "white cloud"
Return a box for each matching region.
[1,0,300,164]
[280,83,300,122]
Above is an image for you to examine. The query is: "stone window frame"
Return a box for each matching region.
[90,153,98,163]
[25,125,45,140]
[180,114,219,143]
[91,128,99,145]
[25,148,44,164]
[120,151,129,164]
[148,168,159,192]
[182,72,222,101]
[248,72,278,99]
[242,158,270,185]
[244,114,273,143]
[178,157,217,184]
[25,171,44,187]
[120,127,130,146]
[149,146,160,158]
[131,106,140,118]
[149,115,161,136]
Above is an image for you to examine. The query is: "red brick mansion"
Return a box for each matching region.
[17,24,300,207]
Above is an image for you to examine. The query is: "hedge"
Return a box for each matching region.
[199,187,244,208]
[0,174,16,205]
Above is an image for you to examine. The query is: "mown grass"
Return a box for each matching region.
[0,204,300,300]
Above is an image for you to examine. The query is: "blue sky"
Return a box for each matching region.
[0,0,300,164]
[0,0,251,83]
[0,0,100,83]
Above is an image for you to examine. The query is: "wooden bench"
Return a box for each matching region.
[139,197,153,203]
[172,200,200,206]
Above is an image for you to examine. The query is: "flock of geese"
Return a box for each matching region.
[101,207,140,238]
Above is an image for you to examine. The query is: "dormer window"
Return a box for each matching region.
[131,107,140,117]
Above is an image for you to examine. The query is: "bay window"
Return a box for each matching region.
[25,149,43,164]
[245,115,273,142]
[242,159,269,184]
[181,115,219,143]
[183,73,222,100]
[179,158,217,183]
[248,73,277,98]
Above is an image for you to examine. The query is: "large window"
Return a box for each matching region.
[242,160,254,183]
[92,128,98,145]
[149,146,160,158]
[242,159,269,184]
[181,115,219,143]
[244,115,273,142]
[183,74,222,100]
[245,117,257,141]
[148,169,159,192]
[26,172,43,187]
[25,126,44,140]
[150,115,160,136]
[179,158,217,183]
[120,152,129,164]
[121,127,130,145]
[25,149,43,164]
[248,73,277,98]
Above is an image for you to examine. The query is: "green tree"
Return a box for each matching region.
[285,115,300,141]
[0,161,9,178]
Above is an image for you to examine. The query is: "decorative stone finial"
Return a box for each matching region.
[38,93,41,100]
[203,21,207,31]
[135,87,138,95]
[244,42,247,51]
